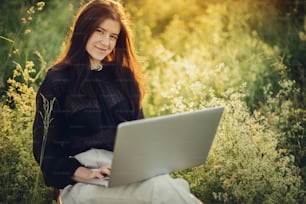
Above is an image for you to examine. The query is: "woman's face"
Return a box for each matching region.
[86,18,121,67]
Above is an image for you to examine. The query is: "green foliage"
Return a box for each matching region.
[163,75,304,203]
[127,0,305,202]
[26,0,81,68]
[32,94,56,204]
[251,0,306,100]
[206,91,302,203]
[0,61,52,203]
[261,74,306,193]
[0,0,80,89]
[0,0,305,203]
[0,1,45,88]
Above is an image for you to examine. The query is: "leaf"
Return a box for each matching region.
[0,35,15,43]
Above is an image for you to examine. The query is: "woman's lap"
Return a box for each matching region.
[61,148,202,204]
[61,174,201,204]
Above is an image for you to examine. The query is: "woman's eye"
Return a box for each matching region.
[110,35,118,40]
[96,28,104,34]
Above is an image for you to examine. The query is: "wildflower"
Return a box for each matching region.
[27,6,35,14]
[298,31,306,41]
[12,69,21,78]
[12,49,20,55]
[36,2,45,11]
[190,81,203,93]
[215,62,225,72]
[26,61,35,69]
[24,29,31,34]
[21,17,27,24]
[15,63,22,71]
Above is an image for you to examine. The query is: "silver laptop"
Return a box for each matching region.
[106,106,224,187]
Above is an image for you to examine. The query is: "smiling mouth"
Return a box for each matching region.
[96,46,107,52]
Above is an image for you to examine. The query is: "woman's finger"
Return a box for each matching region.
[100,166,111,176]
[104,164,112,170]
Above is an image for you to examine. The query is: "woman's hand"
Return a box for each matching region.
[72,164,112,182]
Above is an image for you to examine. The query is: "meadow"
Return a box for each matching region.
[0,0,305,203]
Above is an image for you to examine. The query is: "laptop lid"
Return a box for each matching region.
[108,106,224,187]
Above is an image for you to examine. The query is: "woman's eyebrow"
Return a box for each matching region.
[98,27,119,36]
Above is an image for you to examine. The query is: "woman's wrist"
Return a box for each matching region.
[72,165,111,182]
[72,166,94,182]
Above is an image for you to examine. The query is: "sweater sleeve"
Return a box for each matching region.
[32,69,83,189]
[137,109,144,120]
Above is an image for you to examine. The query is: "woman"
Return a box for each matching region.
[33,0,202,203]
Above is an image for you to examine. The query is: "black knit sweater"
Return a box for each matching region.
[33,65,143,189]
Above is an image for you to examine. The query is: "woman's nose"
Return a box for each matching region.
[99,35,110,46]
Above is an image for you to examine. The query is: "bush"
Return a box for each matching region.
[132,1,305,202]
[0,62,52,203]
[163,78,304,203]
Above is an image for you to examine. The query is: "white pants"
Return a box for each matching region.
[61,149,202,204]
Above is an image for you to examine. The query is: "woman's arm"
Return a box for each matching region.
[72,164,111,182]
[33,69,82,189]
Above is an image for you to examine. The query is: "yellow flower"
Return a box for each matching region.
[24,29,31,34]
[27,6,35,14]
[26,61,35,69]
[36,2,45,11]
[21,17,27,24]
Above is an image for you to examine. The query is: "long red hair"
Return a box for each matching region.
[52,0,144,109]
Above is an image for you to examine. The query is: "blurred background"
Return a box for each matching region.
[0,0,305,203]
